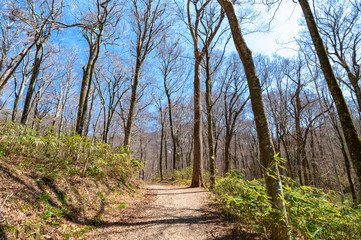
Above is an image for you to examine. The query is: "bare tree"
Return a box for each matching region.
[11,54,30,121]
[154,93,167,180]
[75,0,121,135]
[50,51,77,133]
[217,1,291,239]
[0,1,37,91]
[13,0,63,124]
[93,60,129,143]
[222,54,249,174]
[316,0,361,111]
[298,0,361,201]
[158,38,185,170]
[123,0,170,148]
[186,0,225,187]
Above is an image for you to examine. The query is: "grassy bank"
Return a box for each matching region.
[0,122,143,239]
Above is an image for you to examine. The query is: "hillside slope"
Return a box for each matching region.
[0,123,142,239]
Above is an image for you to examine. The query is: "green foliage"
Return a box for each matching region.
[55,190,67,205]
[0,122,143,183]
[38,193,50,203]
[41,200,70,225]
[0,123,143,239]
[169,166,193,184]
[92,214,103,222]
[213,173,361,239]
[117,202,126,210]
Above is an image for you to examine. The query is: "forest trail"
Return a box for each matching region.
[85,183,238,240]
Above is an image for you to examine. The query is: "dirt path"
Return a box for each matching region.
[86,183,238,240]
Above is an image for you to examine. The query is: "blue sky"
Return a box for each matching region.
[239,0,302,57]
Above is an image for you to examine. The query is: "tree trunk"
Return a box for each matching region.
[52,98,62,128]
[281,135,294,179]
[165,85,179,171]
[0,43,35,92]
[299,0,361,200]
[191,56,205,187]
[123,61,142,148]
[332,115,358,203]
[12,76,27,122]
[217,1,291,239]
[159,119,164,181]
[205,61,216,189]
[76,49,96,135]
[84,88,96,136]
[20,43,44,125]
[224,131,232,174]
[164,129,168,177]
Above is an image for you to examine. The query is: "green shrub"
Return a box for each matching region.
[0,122,143,184]
[213,173,361,239]
[168,166,193,184]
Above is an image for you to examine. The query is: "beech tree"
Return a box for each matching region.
[158,39,184,170]
[12,0,63,124]
[222,54,249,174]
[93,60,129,143]
[203,49,225,188]
[11,55,30,121]
[123,0,169,148]
[50,51,77,133]
[0,1,37,91]
[216,0,291,239]
[74,0,121,135]
[185,0,225,188]
[298,0,361,201]
[316,0,361,112]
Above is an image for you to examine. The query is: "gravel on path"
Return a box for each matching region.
[85,182,239,240]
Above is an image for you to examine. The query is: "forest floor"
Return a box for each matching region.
[84,182,240,240]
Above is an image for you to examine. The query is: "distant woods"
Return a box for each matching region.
[0,0,361,238]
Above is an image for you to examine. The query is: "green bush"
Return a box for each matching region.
[213,172,361,239]
[0,122,143,183]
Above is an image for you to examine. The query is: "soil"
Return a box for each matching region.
[85,182,240,240]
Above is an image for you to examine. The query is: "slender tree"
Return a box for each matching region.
[16,0,63,124]
[123,0,169,148]
[75,0,121,135]
[186,0,224,188]
[222,54,249,174]
[158,39,184,170]
[298,0,361,200]
[217,1,291,239]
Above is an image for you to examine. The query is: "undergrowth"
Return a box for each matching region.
[213,170,361,239]
[0,122,142,181]
[0,122,143,239]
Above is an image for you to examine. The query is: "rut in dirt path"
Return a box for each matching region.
[87,183,239,240]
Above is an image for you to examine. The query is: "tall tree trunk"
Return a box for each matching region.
[20,43,44,125]
[299,0,361,200]
[12,76,27,122]
[76,55,98,135]
[217,1,291,239]
[76,50,96,135]
[0,43,35,92]
[332,115,358,203]
[159,119,164,181]
[205,62,216,189]
[224,130,232,174]
[164,129,168,177]
[123,61,141,148]
[84,88,96,136]
[191,56,204,187]
[165,86,179,171]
